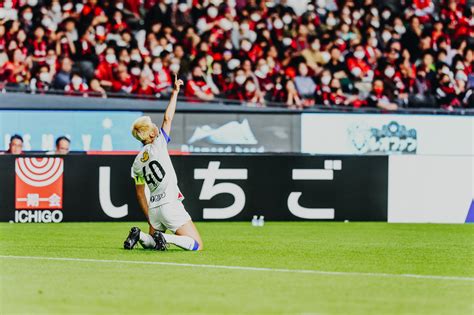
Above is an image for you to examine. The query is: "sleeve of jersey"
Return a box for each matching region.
[160,128,171,144]
[131,165,145,185]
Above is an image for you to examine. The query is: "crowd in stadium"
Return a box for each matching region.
[0,0,473,110]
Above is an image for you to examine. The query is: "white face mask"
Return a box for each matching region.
[96,26,105,36]
[169,63,180,73]
[227,59,240,70]
[178,3,188,12]
[42,17,52,28]
[24,12,33,21]
[28,0,38,6]
[116,3,124,10]
[52,3,61,13]
[251,13,260,22]
[370,8,378,16]
[369,38,378,47]
[381,11,391,20]
[394,25,406,34]
[246,83,256,92]
[273,19,284,30]
[131,67,140,76]
[241,41,252,52]
[240,23,250,32]
[235,75,246,85]
[283,38,292,46]
[311,42,320,50]
[208,6,218,18]
[46,57,56,65]
[219,19,233,31]
[152,62,162,72]
[382,32,392,42]
[316,0,325,7]
[353,11,361,20]
[260,64,269,75]
[152,46,163,57]
[39,72,50,82]
[455,71,467,81]
[131,54,142,62]
[384,67,395,78]
[63,2,73,11]
[72,77,82,86]
[4,1,13,9]
[321,75,331,85]
[321,51,331,63]
[106,54,117,64]
[354,51,365,60]
[283,15,292,25]
[351,67,362,76]
[326,17,337,27]
[371,20,380,28]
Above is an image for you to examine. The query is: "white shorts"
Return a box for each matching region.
[148,200,192,233]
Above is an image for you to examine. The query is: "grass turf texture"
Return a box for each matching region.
[0,222,473,315]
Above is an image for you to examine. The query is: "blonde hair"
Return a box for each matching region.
[131,116,154,143]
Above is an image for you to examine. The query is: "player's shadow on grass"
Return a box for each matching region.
[119,247,185,253]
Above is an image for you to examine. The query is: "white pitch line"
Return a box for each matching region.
[0,255,473,282]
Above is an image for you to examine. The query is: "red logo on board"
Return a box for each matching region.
[15,158,64,209]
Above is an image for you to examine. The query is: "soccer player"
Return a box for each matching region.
[124,74,203,251]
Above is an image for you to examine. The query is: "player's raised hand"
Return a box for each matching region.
[173,73,184,93]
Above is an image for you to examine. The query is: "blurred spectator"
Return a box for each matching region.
[65,72,88,96]
[6,134,23,155]
[52,57,72,90]
[184,65,214,101]
[89,78,107,97]
[294,62,316,106]
[47,136,71,155]
[0,0,472,110]
[242,78,265,106]
[284,78,303,109]
[367,79,399,111]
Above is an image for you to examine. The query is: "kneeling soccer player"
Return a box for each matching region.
[124,74,203,251]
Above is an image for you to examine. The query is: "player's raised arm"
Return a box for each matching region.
[161,73,184,136]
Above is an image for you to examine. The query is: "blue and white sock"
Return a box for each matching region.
[163,234,199,251]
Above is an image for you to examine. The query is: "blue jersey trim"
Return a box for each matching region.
[160,128,171,143]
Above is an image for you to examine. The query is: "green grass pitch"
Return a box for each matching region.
[1,222,473,314]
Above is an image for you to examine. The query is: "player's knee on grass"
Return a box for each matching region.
[174,221,203,251]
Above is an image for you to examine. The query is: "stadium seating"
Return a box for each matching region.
[0,0,473,110]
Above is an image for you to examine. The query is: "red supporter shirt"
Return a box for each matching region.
[347,57,371,76]
[31,40,47,63]
[153,70,172,92]
[65,82,89,94]
[112,77,134,93]
[95,61,116,82]
[133,84,156,96]
[185,80,213,98]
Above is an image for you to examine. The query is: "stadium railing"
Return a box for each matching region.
[2,86,473,116]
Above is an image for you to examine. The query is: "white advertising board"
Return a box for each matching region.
[388,155,474,223]
[301,114,473,156]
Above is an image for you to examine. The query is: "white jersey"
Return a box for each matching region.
[131,128,183,208]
